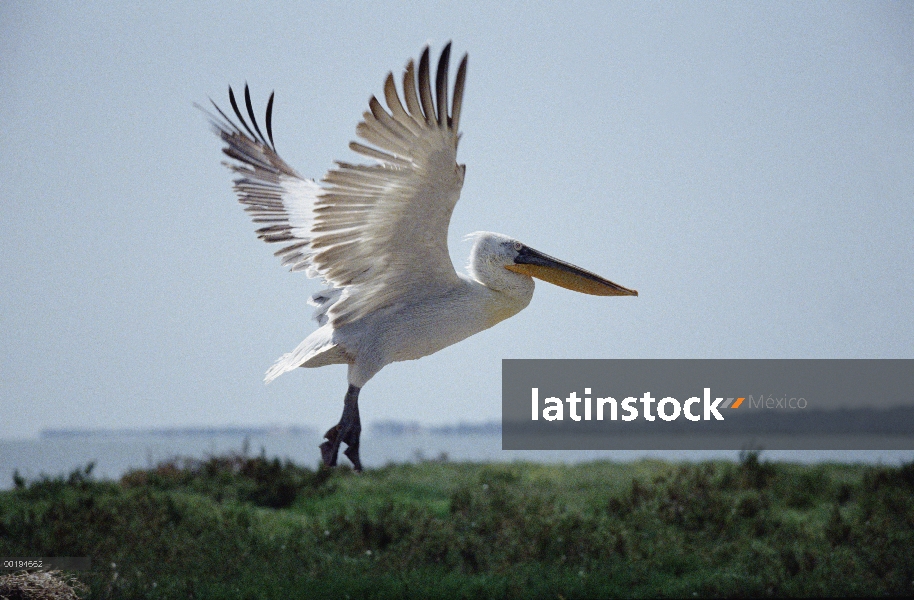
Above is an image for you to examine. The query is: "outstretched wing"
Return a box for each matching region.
[314,43,468,326]
[203,86,320,276]
[205,43,469,328]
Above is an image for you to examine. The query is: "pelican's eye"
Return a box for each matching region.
[513,241,522,252]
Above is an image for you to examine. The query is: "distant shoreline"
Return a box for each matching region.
[39,425,317,439]
[38,421,503,440]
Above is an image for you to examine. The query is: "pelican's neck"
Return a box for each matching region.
[460,272,534,329]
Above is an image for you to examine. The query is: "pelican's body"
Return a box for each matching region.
[272,237,534,388]
[205,44,636,470]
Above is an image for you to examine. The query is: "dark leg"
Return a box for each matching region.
[320,385,362,472]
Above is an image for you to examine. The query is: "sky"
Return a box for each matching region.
[1,2,912,440]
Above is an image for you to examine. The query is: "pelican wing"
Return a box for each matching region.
[206,44,468,327]
[203,86,320,274]
[314,44,468,326]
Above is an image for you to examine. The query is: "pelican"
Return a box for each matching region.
[204,44,637,471]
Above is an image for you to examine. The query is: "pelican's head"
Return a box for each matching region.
[467,231,638,297]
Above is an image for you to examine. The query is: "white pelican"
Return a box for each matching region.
[204,44,637,471]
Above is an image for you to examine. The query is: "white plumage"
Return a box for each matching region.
[204,44,636,470]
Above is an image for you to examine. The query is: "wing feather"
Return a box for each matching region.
[451,55,468,131]
[348,140,411,167]
[402,61,425,123]
[435,44,451,125]
[417,47,436,123]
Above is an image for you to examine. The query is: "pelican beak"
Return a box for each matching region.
[505,246,638,296]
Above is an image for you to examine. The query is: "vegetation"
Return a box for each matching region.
[1,451,913,598]
[0,569,87,600]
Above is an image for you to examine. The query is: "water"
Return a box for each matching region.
[1,431,912,490]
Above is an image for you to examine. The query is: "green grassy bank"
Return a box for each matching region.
[2,452,913,598]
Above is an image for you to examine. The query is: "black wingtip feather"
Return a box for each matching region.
[244,84,268,146]
[435,42,451,126]
[417,46,434,122]
[450,53,468,131]
[265,92,275,151]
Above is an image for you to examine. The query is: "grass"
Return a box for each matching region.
[1,451,913,598]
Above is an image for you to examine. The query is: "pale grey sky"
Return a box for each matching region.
[1,2,912,439]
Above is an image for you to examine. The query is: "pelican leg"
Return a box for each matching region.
[319,385,362,472]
